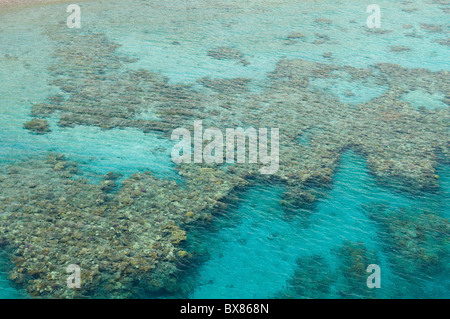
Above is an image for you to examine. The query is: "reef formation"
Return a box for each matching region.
[0,154,247,297]
[0,19,447,297]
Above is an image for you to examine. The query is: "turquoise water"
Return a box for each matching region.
[183,151,448,299]
[0,0,449,298]
[0,256,28,298]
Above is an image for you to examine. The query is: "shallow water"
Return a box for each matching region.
[183,151,448,299]
[0,0,449,298]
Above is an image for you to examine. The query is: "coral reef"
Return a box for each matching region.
[364,203,449,281]
[420,23,444,33]
[197,77,251,94]
[314,18,333,25]
[206,46,249,66]
[435,38,450,47]
[389,46,412,52]
[23,119,51,134]
[286,32,305,40]
[32,28,449,195]
[0,155,247,298]
[273,255,332,299]
[335,241,378,299]
[1,20,448,297]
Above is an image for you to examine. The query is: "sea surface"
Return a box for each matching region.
[0,0,449,298]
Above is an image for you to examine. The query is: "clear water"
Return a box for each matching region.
[0,0,448,299]
[185,151,448,299]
